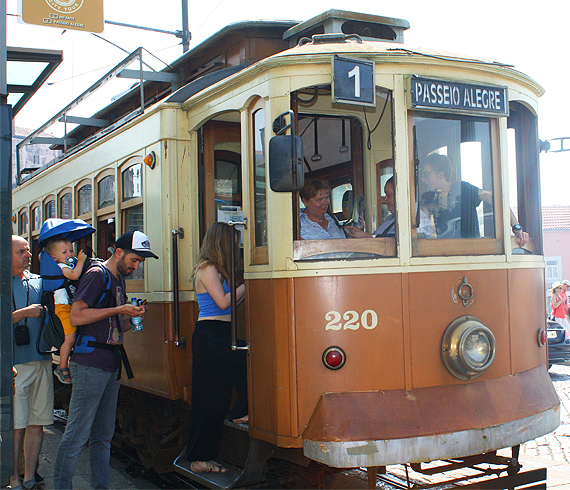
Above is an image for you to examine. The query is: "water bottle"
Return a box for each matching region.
[131,298,144,332]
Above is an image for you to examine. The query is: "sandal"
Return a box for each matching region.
[54,367,72,384]
[190,461,228,473]
[231,415,249,424]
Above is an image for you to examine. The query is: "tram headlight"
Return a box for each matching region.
[441,316,496,380]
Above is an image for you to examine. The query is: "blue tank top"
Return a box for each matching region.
[197,280,231,318]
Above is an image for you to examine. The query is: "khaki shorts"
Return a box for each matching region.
[13,360,54,429]
[55,303,76,336]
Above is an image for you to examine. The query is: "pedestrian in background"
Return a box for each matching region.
[10,235,53,490]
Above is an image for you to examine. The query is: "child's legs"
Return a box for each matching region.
[59,333,76,368]
[55,304,75,368]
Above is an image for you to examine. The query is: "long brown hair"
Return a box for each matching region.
[192,222,238,284]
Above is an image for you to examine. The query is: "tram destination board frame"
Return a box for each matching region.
[332,55,375,107]
[409,76,509,117]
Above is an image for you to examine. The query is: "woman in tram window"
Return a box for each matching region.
[184,222,247,473]
[300,179,346,240]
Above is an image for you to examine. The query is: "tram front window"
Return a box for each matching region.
[413,114,495,241]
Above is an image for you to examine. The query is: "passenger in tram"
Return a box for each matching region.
[10,235,53,490]
[300,179,346,239]
[419,153,529,246]
[344,177,434,238]
[183,222,247,474]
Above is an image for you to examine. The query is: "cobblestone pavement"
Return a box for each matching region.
[521,364,570,463]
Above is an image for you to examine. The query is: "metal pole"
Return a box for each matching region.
[181,0,190,53]
[0,1,15,486]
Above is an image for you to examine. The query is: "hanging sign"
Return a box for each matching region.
[410,76,508,116]
[19,0,104,33]
[332,55,375,107]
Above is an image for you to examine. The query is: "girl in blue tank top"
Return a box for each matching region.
[184,222,247,474]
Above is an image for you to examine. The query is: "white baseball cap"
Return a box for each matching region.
[115,230,158,259]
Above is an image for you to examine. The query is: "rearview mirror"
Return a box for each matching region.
[268,110,304,192]
[269,134,304,192]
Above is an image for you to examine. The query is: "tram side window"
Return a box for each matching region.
[122,163,144,282]
[97,174,116,260]
[60,192,72,218]
[45,199,55,219]
[413,113,495,240]
[507,101,542,253]
[19,210,28,236]
[78,184,92,216]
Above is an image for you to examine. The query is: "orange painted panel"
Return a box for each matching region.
[121,302,195,402]
[408,270,511,388]
[508,268,548,372]
[293,274,406,432]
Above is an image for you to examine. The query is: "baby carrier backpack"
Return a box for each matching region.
[36,218,98,355]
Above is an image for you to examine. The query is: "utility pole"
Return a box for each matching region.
[0,0,14,486]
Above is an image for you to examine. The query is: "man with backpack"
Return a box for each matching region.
[53,231,158,490]
[11,235,53,490]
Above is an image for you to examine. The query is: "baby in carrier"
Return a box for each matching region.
[45,238,87,384]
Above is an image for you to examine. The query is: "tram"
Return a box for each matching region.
[13,9,559,488]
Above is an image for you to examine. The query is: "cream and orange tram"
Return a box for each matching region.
[13,10,558,488]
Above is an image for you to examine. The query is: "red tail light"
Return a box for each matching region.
[537,328,547,347]
[323,346,346,370]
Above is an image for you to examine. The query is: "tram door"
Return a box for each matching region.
[198,116,245,326]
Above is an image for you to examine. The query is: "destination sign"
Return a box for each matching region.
[410,76,508,116]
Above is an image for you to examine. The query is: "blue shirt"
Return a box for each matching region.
[197,280,232,318]
[300,212,346,240]
[12,271,51,365]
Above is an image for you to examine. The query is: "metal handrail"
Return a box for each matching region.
[228,219,249,352]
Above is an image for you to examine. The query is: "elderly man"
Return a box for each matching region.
[53,231,158,490]
[11,235,54,490]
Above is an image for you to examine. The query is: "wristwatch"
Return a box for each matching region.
[512,224,523,234]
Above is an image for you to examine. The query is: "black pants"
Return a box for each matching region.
[185,320,248,462]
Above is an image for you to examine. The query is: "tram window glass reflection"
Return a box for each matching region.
[252,108,267,248]
[413,114,494,240]
[32,206,41,231]
[122,204,144,281]
[19,210,28,236]
[122,164,143,201]
[78,184,92,216]
[59,192,72,218]
[44,199,55,219]
[98,175,115,209]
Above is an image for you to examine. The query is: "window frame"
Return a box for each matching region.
[409,111,504,257]
[120,158,145,291]
[249,98,269,265]
[76,179,93,220]
[58,188,73,219]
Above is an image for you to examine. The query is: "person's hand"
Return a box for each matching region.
[515,230,529,247]
[77,250,87,262]
[344,225,372,238]
[25,304,43,318]
[121,303,146,319]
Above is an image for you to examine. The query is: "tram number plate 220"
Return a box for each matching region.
[325,310,378,330]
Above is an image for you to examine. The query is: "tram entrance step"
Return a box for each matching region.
[173,423,273,489]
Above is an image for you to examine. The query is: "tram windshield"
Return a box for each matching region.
[293,86,395,261]
[413,113,495,240]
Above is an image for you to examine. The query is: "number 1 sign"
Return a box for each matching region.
[332,55,375,107]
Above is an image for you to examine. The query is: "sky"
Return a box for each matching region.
[5,0,570,205]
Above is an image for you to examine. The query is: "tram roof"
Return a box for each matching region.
[15,11,543,182]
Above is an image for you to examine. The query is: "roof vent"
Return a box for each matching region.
[283,9,409,47]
